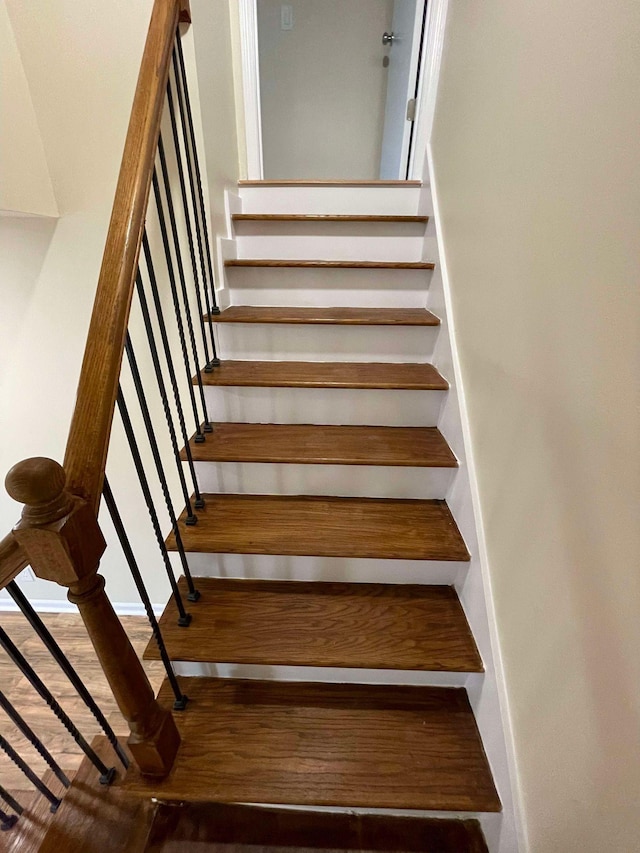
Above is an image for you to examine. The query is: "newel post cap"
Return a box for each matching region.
[5,457,73,524]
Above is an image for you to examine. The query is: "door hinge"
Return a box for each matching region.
[406,98,417,121]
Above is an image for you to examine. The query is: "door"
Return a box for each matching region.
[256,0,394,180]
[379,0,426,179]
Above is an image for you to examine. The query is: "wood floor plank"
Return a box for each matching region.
[145,577,482,672]
[181,424,458,467]
[167,495,470,561]
[0,613,164,793]
[232,214,429,223]
[144,801,489,852]
[208,306,440,325]
[196,361,448,390]
[225,260,435,269]
[119,678,501,813]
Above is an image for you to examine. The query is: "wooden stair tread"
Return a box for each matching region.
[146,801,489,852]
[119,678,501,813]
[238,179,422,187]
[197,361,448,390]
[182,423,457,467]
[167,495,470,561]
[208,306,440,325]
[5,771,66,853]
[232,214,428,223]
[225,259,435,269]
[37,737,156,853]
[146,577,482,672]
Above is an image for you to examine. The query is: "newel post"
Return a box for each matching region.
[5,457,180,778]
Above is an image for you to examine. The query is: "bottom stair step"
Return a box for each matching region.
[146,801,489,852]
[118,677,501,814]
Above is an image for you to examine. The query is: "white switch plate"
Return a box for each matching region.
[281,4,293,30]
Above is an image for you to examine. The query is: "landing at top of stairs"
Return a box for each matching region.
[225,259,434,269]
[238,179,422,187]
[232,213,428,223]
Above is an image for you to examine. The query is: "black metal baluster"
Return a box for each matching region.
[5,582,128,770]
[0,786,24,816]
[156,134,212,436]
[165,74,215,372]
[0,804,18,831]
[0,735,61,812]
[134,264,197,525]
[123,334,200,601]
[171,49,220,363]
[0,627,115,786]
[141,218,207,507]
[0,691,70,788]
[102,476,188,711]
[174,34,220,320]
[116,384,194,620]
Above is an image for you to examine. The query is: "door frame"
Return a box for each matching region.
[408,0,450,179]
[380,0,428,181]
[238,0,264,179]
[237,0,449,181]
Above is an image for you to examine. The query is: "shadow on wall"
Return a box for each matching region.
[0,215,57,387]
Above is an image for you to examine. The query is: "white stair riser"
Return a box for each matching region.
[225,267,432,308]
[215,324,439,363]
[194,461,455,500]
[204,387,445,426]
[185,552,468,585]
[235,232,426,262]
[173,661,468,688]
[239,186,422,215]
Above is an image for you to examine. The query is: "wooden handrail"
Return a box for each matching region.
[63,0,190,515]
[0,533,28,590]
[1,0,194,779]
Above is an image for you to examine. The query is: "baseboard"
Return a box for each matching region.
[0,599,163,617]
[427,144,526,853]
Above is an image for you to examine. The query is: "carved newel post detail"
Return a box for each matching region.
[5,457,180,777]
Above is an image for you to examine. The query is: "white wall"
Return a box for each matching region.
[0,0,57,217]
[257,0,393,179]
[191,0,241,243]
[0,217,56,384]
[430,2,640,851]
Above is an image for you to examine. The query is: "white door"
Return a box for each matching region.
[379,0,425,179]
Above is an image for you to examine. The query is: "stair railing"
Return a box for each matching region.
[0,0,218,784]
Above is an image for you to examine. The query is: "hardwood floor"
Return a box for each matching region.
[0,613,161,795]
[145,802,489,852]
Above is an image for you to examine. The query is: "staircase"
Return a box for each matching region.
[104,180,501,848]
